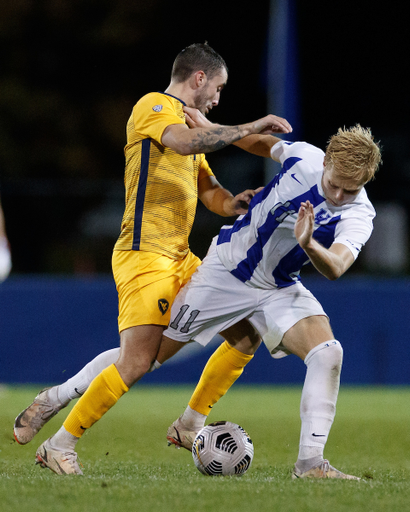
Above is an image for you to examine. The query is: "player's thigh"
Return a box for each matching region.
[248,282,328,357]
[117,324,165,384]
[281,314,334,360]
[220,319,261,355]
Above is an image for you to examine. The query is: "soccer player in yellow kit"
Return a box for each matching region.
[14,43,291,474]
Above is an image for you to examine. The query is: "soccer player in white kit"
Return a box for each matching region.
[12,111,381,479]
[164,122,382,479]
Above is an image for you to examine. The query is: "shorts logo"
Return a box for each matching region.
[158,299,169,315]
[152,104,163,112]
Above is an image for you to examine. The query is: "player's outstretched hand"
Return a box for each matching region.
[251,114,292,136]
[228,187,264,216]
[294,200,315,249]
[184,107,292,136]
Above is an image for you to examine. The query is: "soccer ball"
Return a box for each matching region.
[192,421,254,476]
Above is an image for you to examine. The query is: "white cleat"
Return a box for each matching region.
[14,388,66,445]
[35,438,83,475]
[166,416,199,451]
[292,459,360,480]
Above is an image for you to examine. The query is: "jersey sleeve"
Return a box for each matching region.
[132,93,186,144]
[333,203,375,260]
[198,155,214,182]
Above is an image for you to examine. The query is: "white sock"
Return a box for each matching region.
[49,425,79,452]
[181,405,207,430]
[47,348,120,406]
[296,340,343,471]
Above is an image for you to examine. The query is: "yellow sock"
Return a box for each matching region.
[63,364,129,438]
[188,341,253,416]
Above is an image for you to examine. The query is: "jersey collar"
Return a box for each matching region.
[159,91,186,106]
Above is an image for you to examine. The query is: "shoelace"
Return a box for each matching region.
[320,460,330,476]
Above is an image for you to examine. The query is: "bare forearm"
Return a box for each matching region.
[205,187,236,217]
[295,201,353,280]
[180,124,255,155]
[302,239,348,280]
[233,134,281,158]
[168,110,292,156]
[199,175,261,218]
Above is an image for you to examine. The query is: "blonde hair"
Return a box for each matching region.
[324,124,382,184]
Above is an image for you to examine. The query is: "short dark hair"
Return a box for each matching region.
[171,42,228,82]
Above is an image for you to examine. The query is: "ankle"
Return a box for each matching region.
[181,406,207,430]
[295,455,324,474]
[49,426,79,452]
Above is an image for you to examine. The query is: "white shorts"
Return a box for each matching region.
[163,242,327,357]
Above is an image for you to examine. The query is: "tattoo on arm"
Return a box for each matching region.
[188,126,246,153]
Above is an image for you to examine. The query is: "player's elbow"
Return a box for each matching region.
[168,143,191,156]
[324,266,345,281]
[325,272,340,281]
[321,250,352,281]
[161,124,193,155]
[179,149,193,156]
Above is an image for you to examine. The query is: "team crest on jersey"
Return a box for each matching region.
[158,298,169,315]
[152,104,163,112]
[315,208,332,224]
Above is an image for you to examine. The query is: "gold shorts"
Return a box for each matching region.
[112,249,201,333]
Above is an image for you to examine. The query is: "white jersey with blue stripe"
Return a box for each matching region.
[216,140,375,290]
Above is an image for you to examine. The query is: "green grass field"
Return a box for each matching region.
[1,385,410,512]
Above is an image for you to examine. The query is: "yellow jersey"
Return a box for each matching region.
[114,92,214,260]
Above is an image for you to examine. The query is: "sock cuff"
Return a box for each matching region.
[222,341,254,366]
[63,364,128,438]
[63,414,84,438]
[304,340,342,366]
[103,364,130,394]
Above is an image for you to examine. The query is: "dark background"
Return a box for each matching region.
[1,0,408,275]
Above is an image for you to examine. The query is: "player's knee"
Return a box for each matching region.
[134,355,156,378]
[320,340,343,374]
[116,354,154,387]
[329,340,343,364]
[328,342,343,380]
[222,319,261,355]
[306,340,343,373]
